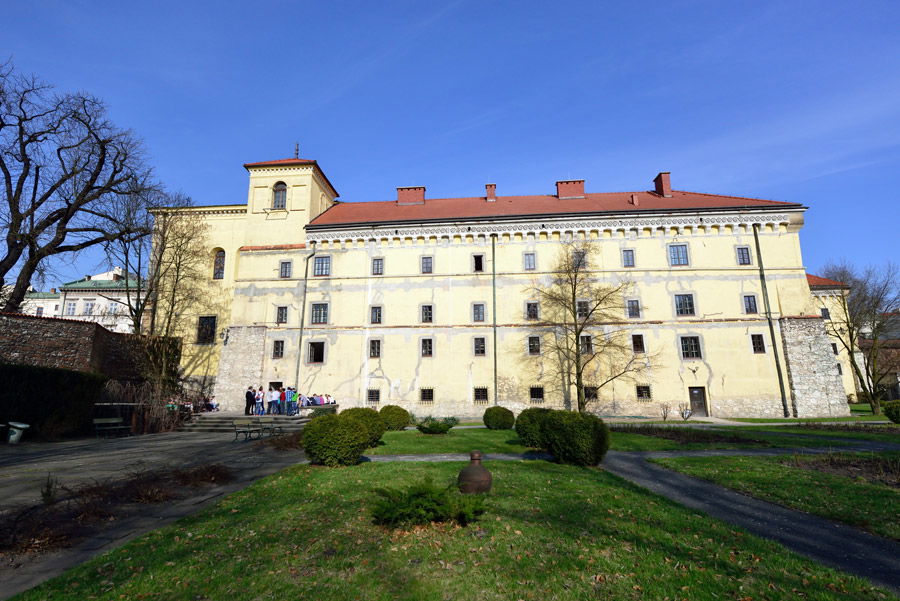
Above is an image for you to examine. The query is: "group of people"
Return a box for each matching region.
[243,386,335,416]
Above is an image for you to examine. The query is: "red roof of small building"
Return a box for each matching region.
[806,274,849,288]
[243,158,339,197]
[308,189,801,228]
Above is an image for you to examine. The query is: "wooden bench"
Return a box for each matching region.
[257,416,285,437]
[93,417,131,438]
[233,418,263,441]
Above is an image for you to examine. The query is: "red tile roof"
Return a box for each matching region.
[806,274,849,288]
[239,243,307,252]
[308,189,801,228]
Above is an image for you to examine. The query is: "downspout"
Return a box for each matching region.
[491,234,498,405]
[293,241,317,389]
[752,224,792,417]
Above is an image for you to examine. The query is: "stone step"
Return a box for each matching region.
[177,415,310,433]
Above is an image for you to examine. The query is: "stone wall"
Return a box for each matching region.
[214,326,267,411]
[780,317,850,417]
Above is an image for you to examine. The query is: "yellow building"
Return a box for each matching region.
[162,157,851,418]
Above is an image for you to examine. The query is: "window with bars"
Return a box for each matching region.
[371,257,384,276]
[276,306,288,324]
[421,338,433,357]
[474,337,486,356]
[419,388,434,404]
[197,316,217,344]
[579,335,593,355]
[213,250,225,280]
[751,334,766,354]
[421,256,433,274]
[366,389,380,406]
[273,340,284,358]
[523,252,536,271]
[622,249,635,268]
[821,307,831,320]
[313,256,331,276]
[736,246,752,265]
[279,261,292,278]
[632,334,645,353]
[572,250,587,269]
[831,343,839,355]
[680,336,702,359]
[584,386,598,401]
[626,299,641,318]
[473,303,485,322]
[636,385,652,400]
[744,295,758,314]
[473,387,489,404]
[529,387,544,404]
[369,339,381,358]
[675,294,695,316]
[577,300,589,319]
[528,336,541,355]
[525,302,539,320]
[421,304,433,323]
[669,244,689,266]
[370,306,382,324]
[272,182,287,209]
[836,363,842,375]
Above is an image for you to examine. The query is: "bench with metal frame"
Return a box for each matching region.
[93,417,131,438]
[232,417,263,441]
[257,416,286,437]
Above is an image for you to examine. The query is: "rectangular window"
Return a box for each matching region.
[310,303,328,324]
[622,249,635,268]
[108,304,118,315]
[529,386,545,404]
[369,339,381,358]
[580,334,593,354]
[584,386,598,401]
[279,261,292,278]
[523,252,536,271]
[473,254,485,273]
[313,256,331,277]
[675,294,695,316]
[421,304,433,323]
[473,303,485,322]
[473,387,489,404]
[525,302,539,320]
[419,388,434,404]
[66,302,76,316]
[421,256,433,274]
[632,334,645,353]
[474,337,486,356]
[744,295,758,314]
[366,389,380,406]
[577,300,589,319]
[84,301,95,315]
[836,363,843,376]
[680,336,702,359]
[276,306,288,324]
[421,338,433,357]
[636,385,652,401]
[831,343,839,355]
[273,340,284,358]
[573,250,587,269]
[821,307,831,320]
[308,341,325,363]
[197,316,217,344]
[669,244,689,266]
[528,336,541,355]
[751,334,765,354]
[370,306,382,324]
[736,247,752,266]
[627,299,641,319]
[371,257,384,276]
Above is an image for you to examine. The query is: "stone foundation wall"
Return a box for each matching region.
[780,317,850,418]
[214,326,267,412]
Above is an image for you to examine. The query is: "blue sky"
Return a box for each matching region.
[6,0,899,285]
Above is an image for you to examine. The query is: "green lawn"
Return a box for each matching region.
[735,426,900,444]
[14,461,893,600]
[729,415,887,423]
[652,453,900,541]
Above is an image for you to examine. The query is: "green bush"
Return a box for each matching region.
[303,414,370,466]
[340,407,387,447]
[379,405,411,430]
[371,478,486,527]
[515,407,552,447]
[884,401,900,424]
[309,406,336,419]
[542,411,610,466]
[415,416,458,434]
[483,406,515,430]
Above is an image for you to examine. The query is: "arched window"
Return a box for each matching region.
[273,182,287,210]
[213,249,225,280]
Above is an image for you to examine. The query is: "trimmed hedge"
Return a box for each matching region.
[0,363,107,439]
[340,407,387,447]
[884,401,900,424]
[379,405,411,430]
[541,410,610,466]
[515,407,552,448]
[309,406,336,419]
[416,416,458,434]
[483,406,515,430]
[303,414,370,466]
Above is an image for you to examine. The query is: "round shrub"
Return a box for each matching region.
[416,416,458,434]
[483,406,515,430]
[883,401,900,424]
[309,407,335,419]
[340,407,387,447]
[303,414,369,467]
[379,405,411,430]
[542,411,610,466]
[515,407,552,447]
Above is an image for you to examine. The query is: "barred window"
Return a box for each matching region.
[831,343,838,355]
[473,387,489,404]
[419,388,434,404]
[636,385,652,400]
[313,256,331,277]
[751,334,765,354]
[580,335,593,355]
[421,304,433,323]
[577,300,589,319]
[272,182,287,209]
[474,337,486,356]
[197,316,216,344]
[523,252,536,271]
[622,249,635,268]
[526,302,539,320]
[370,306,382,324]
[675,294,695,316]
[669,244,689,266]
[279,261,292,278]
[680,336,702,359]
[821,307,831,320]
[744,295,758,314]
[473,303,485,322]
[311,303,328,324]
[627,299,641,319]
[213,250,225,280]
[632,334,645,353]
[529,387,544,404]
[584,386,598,401]
[273,340,284,359]
[421,256,433,274]
[736,247,752,265]
[573,250,586,269]
[421,338,433,357]
[366,389,380,406]
[528,336,541,355]
[369,339,381,358]
[276,306,288,324]
[371,258,384,276]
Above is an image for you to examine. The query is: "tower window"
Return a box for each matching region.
[213,250,225,280]
[273,182,287,209]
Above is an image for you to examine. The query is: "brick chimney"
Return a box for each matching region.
[653,172,672,197]
[485,183,496,202]
[556,179,585,199]
[50,288,56,294]
[396,186,425,205]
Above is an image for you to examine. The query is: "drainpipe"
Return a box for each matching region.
[293,241,317,389]
[752,224,792,417]
[491,234,498,406]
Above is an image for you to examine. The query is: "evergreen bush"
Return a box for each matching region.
[309,407,335,419]
[379,404,411,430]
[303,414,370,466]
[415,416,458,434]
[884,401,900,424]
[371,478,485,527]
[482,406,515,430]
[514,407,552,448]
[542,411,610,466]
[340,407,387,447]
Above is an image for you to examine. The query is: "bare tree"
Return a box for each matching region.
[528,239,651,413]
[0,60,157,312]
[820,260,900,414]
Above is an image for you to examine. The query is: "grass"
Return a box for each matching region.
[368,428,530,455]
[735,425,900,444]
[13,461,895,600]
[652,452,900,541]
[729,415,887,423]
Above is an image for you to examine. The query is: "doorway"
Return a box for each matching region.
[688,387,708,416]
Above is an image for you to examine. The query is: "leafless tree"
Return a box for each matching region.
[820,261,900,414]
[0,60,157,312]
[528,238,652,413]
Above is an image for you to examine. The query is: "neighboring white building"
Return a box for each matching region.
[21,267,139,334]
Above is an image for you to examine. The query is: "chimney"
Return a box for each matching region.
[629,193,639,206]
[85,275,91,281]
[653,172,672,197]
[556,179,585,199]
[396,186,425,205]
[50,288,56,294]
[485,183,496,202]
[113,273,122,281]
